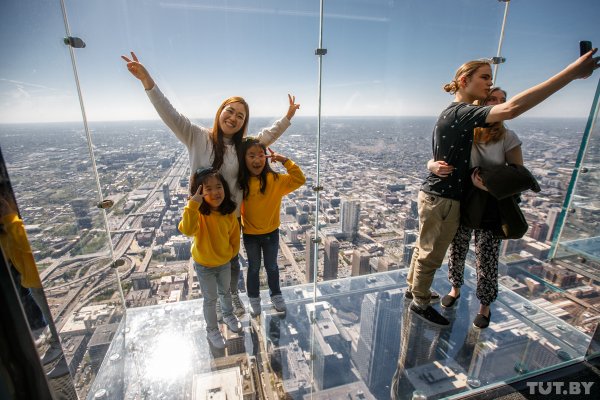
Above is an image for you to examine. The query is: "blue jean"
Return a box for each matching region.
[243,229,281,298]
[193,261,233,330]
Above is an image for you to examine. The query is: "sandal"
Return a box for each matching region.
[473,310,491,329]
[441,293,460,308]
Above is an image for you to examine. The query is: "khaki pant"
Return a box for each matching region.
[407,191,460,308]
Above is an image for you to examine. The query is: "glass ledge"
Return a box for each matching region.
[559,236,600,264]
[88,267,591,400]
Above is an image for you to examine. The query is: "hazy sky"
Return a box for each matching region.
[1,0,599,123]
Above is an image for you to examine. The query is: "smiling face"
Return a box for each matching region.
[245,144,267,177]
[200,175,225,210]
[218,101,247,138]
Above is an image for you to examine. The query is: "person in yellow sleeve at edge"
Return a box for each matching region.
[0,188,64,369]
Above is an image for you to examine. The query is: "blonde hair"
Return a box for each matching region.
[474,87,507,144]
[443,60,491,94]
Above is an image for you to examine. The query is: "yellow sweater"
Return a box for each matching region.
[178,200,240,267]
[241,159,306,235]
[0,213,42,288]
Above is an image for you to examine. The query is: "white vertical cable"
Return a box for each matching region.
[493,0,510,85]
[309,0,326,397]
[313,1,325,300]
[58,0,126,306]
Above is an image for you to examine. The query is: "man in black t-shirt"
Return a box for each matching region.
[406,102,491,326]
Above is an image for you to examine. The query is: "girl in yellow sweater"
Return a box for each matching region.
[178,168,241,349]
[239,138,306,316]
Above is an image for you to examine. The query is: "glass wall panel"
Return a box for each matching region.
[549,78,600,354]
[312,0,506,284]
[1,0,125,397]
[56,0,319,312]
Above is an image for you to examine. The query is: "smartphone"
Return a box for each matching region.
[580,40,592,56]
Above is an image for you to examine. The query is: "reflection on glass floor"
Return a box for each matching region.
[88,267,590,400]
[560,236,600,263]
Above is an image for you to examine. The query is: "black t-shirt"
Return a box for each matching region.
[421,102,492,200]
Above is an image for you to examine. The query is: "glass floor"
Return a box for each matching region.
[88,267,591,400]
[561,236,600,263]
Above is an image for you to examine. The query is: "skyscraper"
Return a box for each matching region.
[312,308,353,390]
[546,208,561,242]
[323,237,339,281]
[351,250,371,277]
[162,183,170,206]
[354,289,402,395]
[529,221,549,242]
[341,200,360,240]
[402,244,415,267]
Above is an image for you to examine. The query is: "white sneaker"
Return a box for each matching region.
[206,328,225,349]
[249,297,262,317]
[231,293,246,317]
[271,294,287,313]
[223,314,241,333]
[32,326,47,347]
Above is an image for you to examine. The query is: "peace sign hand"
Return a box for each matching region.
[190,184,206,203]
[266,147,288,164]
[286,94,300,120]
[121,51,155,90]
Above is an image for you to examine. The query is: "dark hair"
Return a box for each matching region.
[190,168,236,215]
[211,97,249,170]
[238,137,279,199]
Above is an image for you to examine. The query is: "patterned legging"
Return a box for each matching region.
[448,225,501,306]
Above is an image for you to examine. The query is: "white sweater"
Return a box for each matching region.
[147,86,291,215]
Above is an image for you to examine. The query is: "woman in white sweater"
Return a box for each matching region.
[122,52,300,316]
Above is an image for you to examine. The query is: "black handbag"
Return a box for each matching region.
[495,196,528,239]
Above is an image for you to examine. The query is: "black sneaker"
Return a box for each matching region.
[473,310,491,329]
[405,290,441,303]
[409,304,450,327]
[441,293,460,308]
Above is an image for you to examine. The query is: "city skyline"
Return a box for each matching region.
[1,114,598,398]
[1,0,600,124]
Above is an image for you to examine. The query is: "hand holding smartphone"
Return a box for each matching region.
[580,40,593,56]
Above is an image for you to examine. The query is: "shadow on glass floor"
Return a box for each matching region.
[88,267,591,399]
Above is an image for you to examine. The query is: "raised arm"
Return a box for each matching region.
[487,49,599,123]
[121,51,155,90]
[122,51,204,149]
[267,148,306,194]
[178,187,202,237]
[257,94,299,147]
